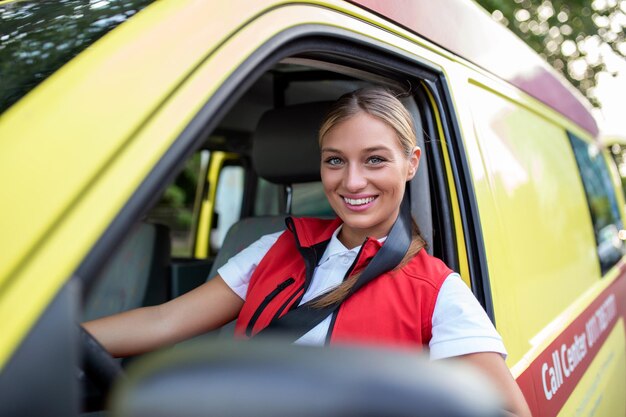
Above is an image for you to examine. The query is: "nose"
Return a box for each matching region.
[343,164,367,192]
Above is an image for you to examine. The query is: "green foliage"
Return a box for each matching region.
[475,0,626,107]
[0,0,155,113]
[151,153,202,257]
[149,152,202,231]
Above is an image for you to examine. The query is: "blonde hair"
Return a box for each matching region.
[313,87,426,308]
[318,87,417,156]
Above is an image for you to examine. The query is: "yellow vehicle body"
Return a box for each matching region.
[1,1,624,416]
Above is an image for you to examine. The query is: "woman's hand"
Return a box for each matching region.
[458,352,532,417]
[83,276,244,357]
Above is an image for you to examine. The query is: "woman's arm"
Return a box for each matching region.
[83,275,244,357]
[460,352,532,417]
[430,276,531,415]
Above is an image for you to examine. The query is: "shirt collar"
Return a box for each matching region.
[318,225,387,265]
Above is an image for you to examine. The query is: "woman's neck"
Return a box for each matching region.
[338,227,386,249]
[337,231,362,250]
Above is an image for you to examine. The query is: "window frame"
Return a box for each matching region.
[74,26,492,318]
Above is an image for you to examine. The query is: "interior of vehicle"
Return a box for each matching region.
[82,60,443,316]
[78,55,467,414]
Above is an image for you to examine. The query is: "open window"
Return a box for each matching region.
[77,36,475,414]
[84,55,457,308]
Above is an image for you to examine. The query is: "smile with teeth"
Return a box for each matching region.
[343,196,377,206]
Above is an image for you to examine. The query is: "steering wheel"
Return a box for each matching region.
[78,326,124,411]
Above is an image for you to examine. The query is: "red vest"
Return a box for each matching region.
[234,217,452,349]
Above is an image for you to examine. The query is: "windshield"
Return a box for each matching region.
[0,0,156,115]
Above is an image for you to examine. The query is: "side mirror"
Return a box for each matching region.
[109,340,506,417]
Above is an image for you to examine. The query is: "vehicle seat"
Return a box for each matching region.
[83,222,171,321]
[207,101,330,280]
[209,95,433,281]
[207,216,287,279]
[401,97,432,251]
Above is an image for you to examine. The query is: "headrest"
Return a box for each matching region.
[252,101,332,184]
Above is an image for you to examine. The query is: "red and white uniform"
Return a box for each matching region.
[219,217,506,359]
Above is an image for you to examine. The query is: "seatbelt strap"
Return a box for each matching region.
[256,190,412,342]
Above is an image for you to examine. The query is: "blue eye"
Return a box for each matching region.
[367,156,385,164]
[325,157,343,166]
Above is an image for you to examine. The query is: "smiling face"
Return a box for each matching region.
[320,111,420,248]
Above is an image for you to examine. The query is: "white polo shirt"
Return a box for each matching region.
[219,227,506,360]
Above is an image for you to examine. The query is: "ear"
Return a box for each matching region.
[406,146,421,181]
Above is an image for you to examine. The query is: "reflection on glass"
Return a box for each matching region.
[212,166,244,250]
[0,0,155,114]
[609,143,626,198]
[570,133,624,272]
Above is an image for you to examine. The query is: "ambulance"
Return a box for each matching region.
[1,0,624,416]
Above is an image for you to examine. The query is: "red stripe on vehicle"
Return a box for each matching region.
[347,0,598,137]
[515,264,626,417]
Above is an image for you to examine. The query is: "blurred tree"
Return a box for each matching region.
[0,0,154,114]
[475,0,626,107]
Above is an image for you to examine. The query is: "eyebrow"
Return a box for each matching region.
[320,146,393,153]
[362,146,392,153]
[321,147,342,154]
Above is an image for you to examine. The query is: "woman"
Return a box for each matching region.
[85,87,531,417]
